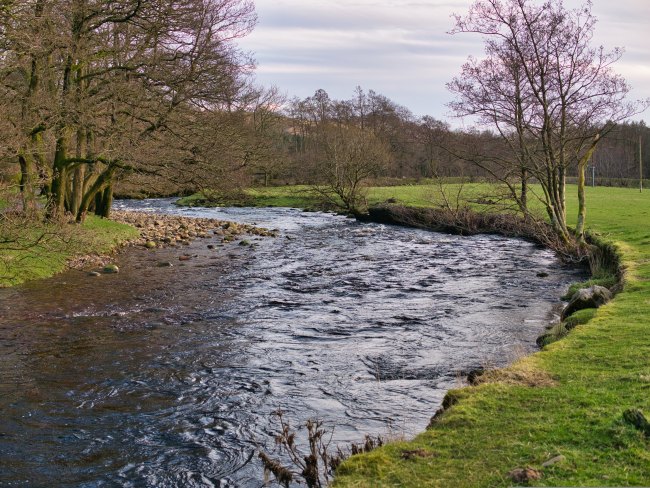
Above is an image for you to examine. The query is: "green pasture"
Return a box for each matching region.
[0,215,138,287]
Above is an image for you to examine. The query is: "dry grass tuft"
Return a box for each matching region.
[474,363,557,388]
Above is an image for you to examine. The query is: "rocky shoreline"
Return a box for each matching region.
[110,210,278,249]
[67,211,278,272]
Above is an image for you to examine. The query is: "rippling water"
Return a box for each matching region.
[0,200,586,487]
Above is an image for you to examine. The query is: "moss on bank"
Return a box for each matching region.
[0,215,139,287]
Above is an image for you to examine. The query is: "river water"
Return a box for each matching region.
[0,199,585,487]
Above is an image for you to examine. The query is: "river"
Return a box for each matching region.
[0,199,586,487]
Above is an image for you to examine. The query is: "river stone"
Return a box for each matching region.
[561,285,612,320]
[157,261,173,268]
[466,368,485,385]
[145,241,157,249]
[87,271,102,277]
[542,455,566,467]
[508,468,541,484]
[103,264,119,274]
[622,408,650,437]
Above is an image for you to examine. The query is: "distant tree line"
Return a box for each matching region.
[250,86,648,189]
[1,0,647,234]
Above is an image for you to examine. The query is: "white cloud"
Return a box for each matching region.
[240,0,650,121]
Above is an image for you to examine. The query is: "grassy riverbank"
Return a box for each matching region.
[176,186,320,209]
[176,182,497,210]
[181,183,650,485]
[0,215,139,287]
[333,185,650,486]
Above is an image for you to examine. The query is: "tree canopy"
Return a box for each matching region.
[0,0,257,220]
[448,0,648,242]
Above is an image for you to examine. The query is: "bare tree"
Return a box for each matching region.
[449,0,648,242]
[313,124,391,214]
[417,116,451,178]
[0,0,257,221]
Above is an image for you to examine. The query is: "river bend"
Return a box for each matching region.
[0,200,585,487]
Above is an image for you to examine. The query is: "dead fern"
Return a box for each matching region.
[258,409,383,487]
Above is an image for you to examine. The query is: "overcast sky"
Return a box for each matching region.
[239,0,650,123]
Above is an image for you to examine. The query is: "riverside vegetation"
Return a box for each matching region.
[0,209,139,287]
[180,182,650,486]
[0,206,276,287]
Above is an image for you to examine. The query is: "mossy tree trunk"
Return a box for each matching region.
[18,154,36,214]
[49,134,70,219]
[96,184,113,218]
[70,129,87,217]
[76,165,116,222]
[575,136,600,241]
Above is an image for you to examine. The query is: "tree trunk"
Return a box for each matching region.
[70,130,86,216]
[576,160,587,240]
[77,166,115,222]
[48,135,70,219]
[18,154,36,214]
[97,184,113,218]
[520,167,528,213]
[71,166,86,217]
[575,140,598,240]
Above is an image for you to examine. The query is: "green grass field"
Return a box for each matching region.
[176,186,320,209]
[0,215,139,287]
[176,182,507,216]
[182,183,650,486]
[177,181,554,211]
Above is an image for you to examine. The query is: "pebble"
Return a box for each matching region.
[508,467,541,483]
[110,210,277,250]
